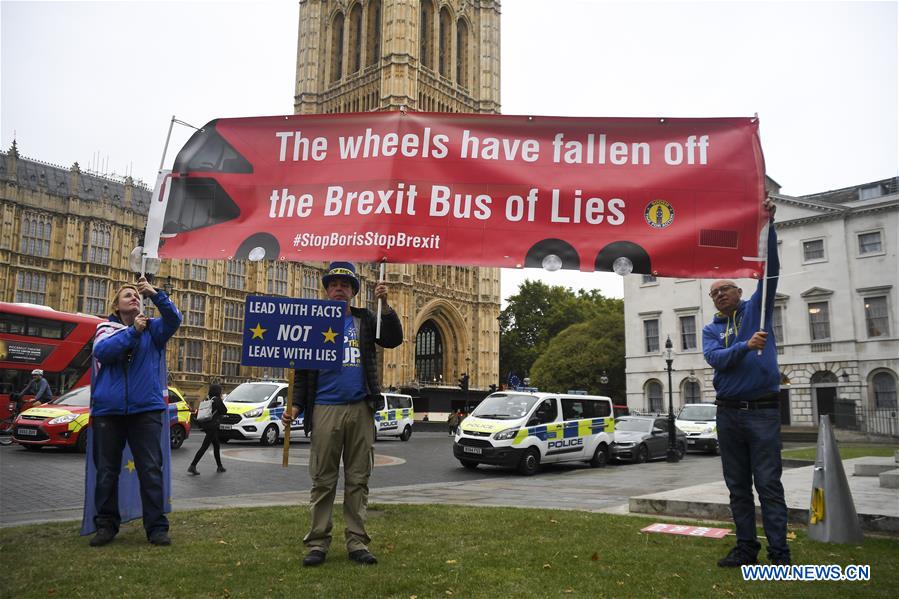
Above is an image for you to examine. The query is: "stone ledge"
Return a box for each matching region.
[854,460,897,477]
[879,469,899,489]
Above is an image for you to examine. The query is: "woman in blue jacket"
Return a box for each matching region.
[89,276,182,547]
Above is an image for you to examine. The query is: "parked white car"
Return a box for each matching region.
[675,403,718,454]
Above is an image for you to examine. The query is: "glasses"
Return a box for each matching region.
[709,285,737,298]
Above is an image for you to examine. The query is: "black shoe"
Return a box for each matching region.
[348,549,378,565]
[717,546,757,568]
[187,465,199,475]
[216,466,227,473]
[89,528,116,547]
[148,531,171,546]
[303,550,326,567]
[770,555,792,566]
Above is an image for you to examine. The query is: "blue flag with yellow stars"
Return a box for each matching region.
[80,356,173,535]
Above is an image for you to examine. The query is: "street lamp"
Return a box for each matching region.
[664,336,680,462]
[497,315,503,391]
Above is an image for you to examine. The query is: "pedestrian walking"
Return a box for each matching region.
[447,410,460,435]
[188,383,227,475]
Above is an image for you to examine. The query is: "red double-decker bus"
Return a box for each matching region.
[0,303,102,421]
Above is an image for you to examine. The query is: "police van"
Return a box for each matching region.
[219,381,290,445]
[675,403,718,454]
[452,392,614,475]
[374,392,414,441]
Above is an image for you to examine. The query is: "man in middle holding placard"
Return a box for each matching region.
[282,262,402,567]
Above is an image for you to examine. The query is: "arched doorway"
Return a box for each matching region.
[811,370,838,423]
[415,320,443,384]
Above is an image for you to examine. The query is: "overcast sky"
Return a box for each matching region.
[2,0,896,301]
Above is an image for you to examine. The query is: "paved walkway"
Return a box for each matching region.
[5,455,896,535]
[2,456,718,527]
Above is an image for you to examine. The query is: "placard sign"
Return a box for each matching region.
[241,296,344,369]
[640,523,731,539]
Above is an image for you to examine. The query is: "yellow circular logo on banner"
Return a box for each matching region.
[644,200,674,228]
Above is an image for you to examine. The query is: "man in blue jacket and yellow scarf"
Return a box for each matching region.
[703,198,790,567]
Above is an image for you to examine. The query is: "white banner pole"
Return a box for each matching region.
[376,261,386,339]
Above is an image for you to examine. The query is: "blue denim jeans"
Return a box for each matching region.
[92,410,168,537]
[716,406,790,560]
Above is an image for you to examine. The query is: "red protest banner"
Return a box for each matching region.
[152,111,767,278]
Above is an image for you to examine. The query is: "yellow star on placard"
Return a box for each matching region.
[321,327,338,343]
[125,459,136,473]
[250,323,267,340]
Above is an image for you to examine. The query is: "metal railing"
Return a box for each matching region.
[832,402,899,437]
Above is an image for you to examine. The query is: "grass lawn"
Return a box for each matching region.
[1,505,897,598]
[782,443,899,461]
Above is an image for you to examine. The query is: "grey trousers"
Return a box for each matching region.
[303,400,375,553]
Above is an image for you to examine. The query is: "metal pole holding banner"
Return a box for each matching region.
[283,361,295,468]
[158,115,200,172]
[757,256,769,357]
[376,260,386,339]
[139,254,147,313]
[159,115,176,171]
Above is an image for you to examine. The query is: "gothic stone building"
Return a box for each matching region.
[1,0,502,411]
[293,0,503,409]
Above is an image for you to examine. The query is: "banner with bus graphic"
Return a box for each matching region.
[149,111,769,278]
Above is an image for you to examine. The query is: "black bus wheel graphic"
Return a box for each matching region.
[524,239,580,270]
[235,233,280,261]
[594,241,651,275]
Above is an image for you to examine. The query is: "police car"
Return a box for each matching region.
[12,385,191,451]
[219,381,291,445]
[374,392,414,441]
[453,392,614,475]
[675,403,718,454]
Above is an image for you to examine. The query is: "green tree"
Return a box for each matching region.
[529,312,626,402]
[499,280,623,387]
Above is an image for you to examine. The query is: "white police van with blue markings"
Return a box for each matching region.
[219,381,290,446]
[453,392,614,475]
[374,392,414,441]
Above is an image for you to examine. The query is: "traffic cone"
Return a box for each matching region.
[807,414,864,543]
